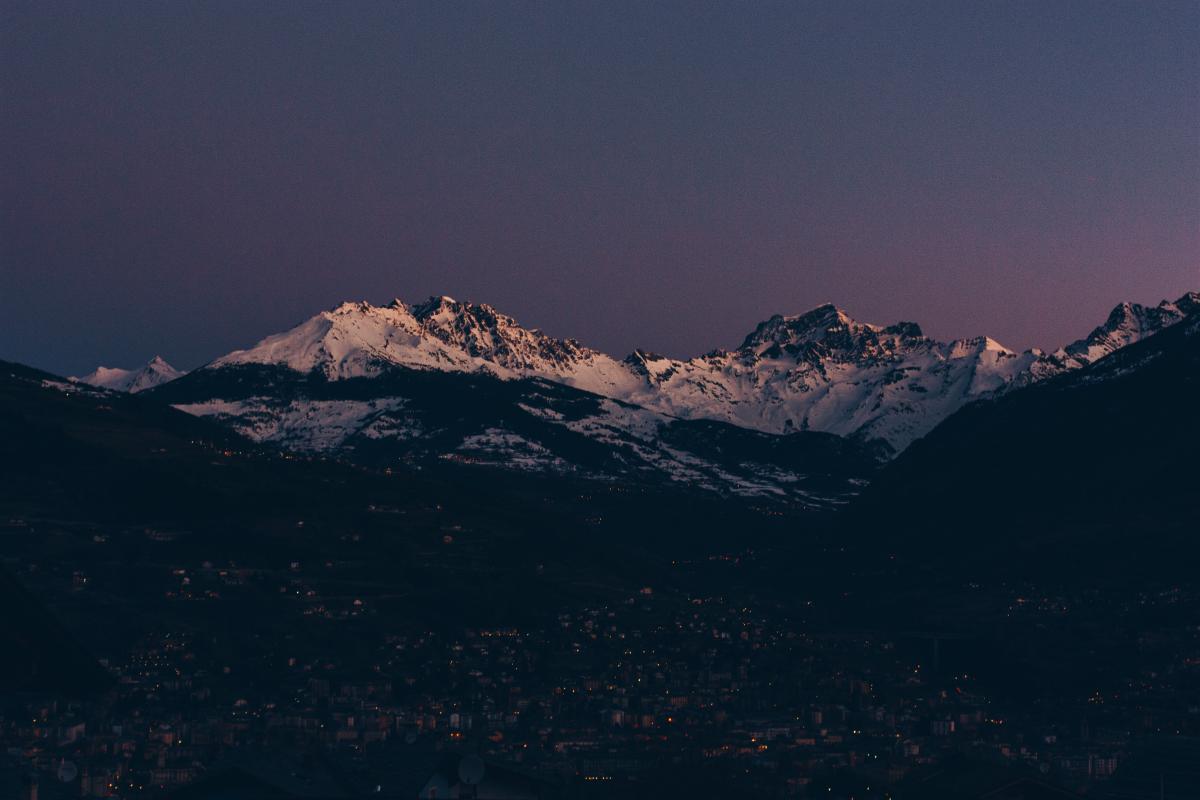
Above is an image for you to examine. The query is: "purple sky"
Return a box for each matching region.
[2,1,1197,375]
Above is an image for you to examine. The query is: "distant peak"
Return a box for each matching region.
[1099,295,1192,330]
[1106,301,1136,321]
[624,348,667,366]
[1170,290,1199,315]
[783,302,850,325]
[411,294,464,319]
[77,356,182,393]
[623,348,676,381]
[330,300,373,315]
[739,303,867,350]
[323,296,475,321]
[882,321,924,338]
[1058,290,1197,365]
[947,335,1012,357]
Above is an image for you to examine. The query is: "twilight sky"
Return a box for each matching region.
[2,1,1197,375]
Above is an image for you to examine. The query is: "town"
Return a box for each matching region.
[4,513,1197,798]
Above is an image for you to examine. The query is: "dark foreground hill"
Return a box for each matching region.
[848,311,1200,582]
[0,359,821,641]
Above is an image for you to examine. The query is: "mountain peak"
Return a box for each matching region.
[623,348,677,382]
[739,304,859,350]
[783,302,855,329]
[1105,300,1139,324]
[734,303,931,357]
[411,294,462,318]
[1055,292,1196,367]
[211,293,632,390]
[328,300,375,317]
[1165,290,1199,316]
[882,321,924,338]
[77,356,183,393]
[947,335,1012,358]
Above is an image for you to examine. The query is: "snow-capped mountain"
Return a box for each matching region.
[193,291,1197,451]
[612,293,1193,446]
[213,296,638,396]
[143,290,1194,505]
[77,356,183,393]
[616,305,1045,448]
[1050,292,1199,370]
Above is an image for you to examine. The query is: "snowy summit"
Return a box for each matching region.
[77,356,184,393]
[190,291,1198,451]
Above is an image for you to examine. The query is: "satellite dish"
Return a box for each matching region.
[57,760,78,783]
[458,755,485,786]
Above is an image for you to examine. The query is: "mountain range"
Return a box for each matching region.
[73,291,1196,505]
